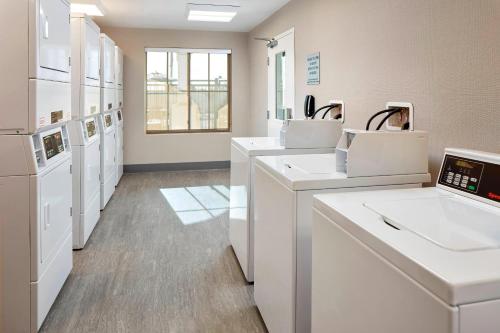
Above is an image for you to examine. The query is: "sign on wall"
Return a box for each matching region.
[307,53,320,85]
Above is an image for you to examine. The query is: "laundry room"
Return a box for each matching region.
[0,0,499,332]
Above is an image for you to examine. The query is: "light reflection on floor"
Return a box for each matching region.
[160,185,232,225]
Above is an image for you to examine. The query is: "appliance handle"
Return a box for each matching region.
[44,203,50,230]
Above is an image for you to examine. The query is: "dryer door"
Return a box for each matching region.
[38,0,71,74]
[103,38,115,85]
[104,130,116,180]
[83,140,101,211]
[39,159,72,272]
[85,20,100,83]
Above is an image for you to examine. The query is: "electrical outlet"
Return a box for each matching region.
[328,100,345,123]
[385,102,414,131]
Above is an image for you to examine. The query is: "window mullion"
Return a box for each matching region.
[188,53,191,131]
[208,53,211,130]
[166,52,169,131]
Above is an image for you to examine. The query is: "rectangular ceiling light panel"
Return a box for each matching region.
[187,4,238,22]
[71,0,105,16]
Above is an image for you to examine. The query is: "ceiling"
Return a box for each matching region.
[93,0,291,32]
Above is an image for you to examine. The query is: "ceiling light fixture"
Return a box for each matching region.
[187,3,239,23]
[71,0,106,16]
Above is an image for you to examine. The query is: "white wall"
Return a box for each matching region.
[248,0,500,181]
[100,27,250,165]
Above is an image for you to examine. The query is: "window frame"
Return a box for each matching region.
[144,48,232,135]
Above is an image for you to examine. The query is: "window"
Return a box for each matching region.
[146,48,231,133]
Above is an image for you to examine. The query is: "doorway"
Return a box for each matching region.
[267,28,295,137]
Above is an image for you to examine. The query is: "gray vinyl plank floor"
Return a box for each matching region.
[40,170,267,333]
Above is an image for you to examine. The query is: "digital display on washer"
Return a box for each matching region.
[86,120,96,138]
[43,131,65,160]
[439,154,500,203]
[105,114,113,128]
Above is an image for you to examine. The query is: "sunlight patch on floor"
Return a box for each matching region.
[160,185,232,225]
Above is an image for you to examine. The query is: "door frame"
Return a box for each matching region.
[267,28,295,137]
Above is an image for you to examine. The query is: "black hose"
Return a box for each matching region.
[321,104,342,119]
[365,107,401,130]
[322,106,342,119]
[375,109,404,130]
[311,104,336,119]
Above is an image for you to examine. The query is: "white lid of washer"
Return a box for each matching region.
[365,195,500,252]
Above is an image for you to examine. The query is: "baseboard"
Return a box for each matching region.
[124,161,230,173]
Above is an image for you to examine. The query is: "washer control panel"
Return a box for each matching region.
[439,154,500,204]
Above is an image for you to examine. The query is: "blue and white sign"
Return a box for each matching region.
[307,53,320,85]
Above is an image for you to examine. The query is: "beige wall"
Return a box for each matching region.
[249,0,500,181]
[100,27,250,165]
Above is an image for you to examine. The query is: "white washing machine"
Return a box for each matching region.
[230,137,337,283]
[0,0,72,134]
[0,125,73,332]
[69,117,101,249]
[311,148,500,333]
[253,130,431,333]
[99,112,116,209]
[114,109,124,186]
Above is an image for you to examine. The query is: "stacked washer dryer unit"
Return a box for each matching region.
[69,14,102,249]
[114,46,124,186]
[99,34,117,209]
[0,0,73,331]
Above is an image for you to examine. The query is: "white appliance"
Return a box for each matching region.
[114,109,124,185]
[114,46,124,186]
[0,0,71,134]
[0,126,73,332]
[99,113,116,209]
[71,13,101,119]
[68,13,101,249]
[280,119,343,149]
[69,117,100,249]
[230,137,336,283]
[311,149,500,333]
[253,130,431,333]
[100,34,117,113]
[115,46,124,109]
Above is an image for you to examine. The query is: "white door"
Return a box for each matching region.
[268,29,295,137]
[103,37,116,85]
[85,20,100,83]
[39,0,71,74]
[115,47,124,88]
[39,159,72,268]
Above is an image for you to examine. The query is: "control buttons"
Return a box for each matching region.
[468,185,477,191]
[471,178,478,183]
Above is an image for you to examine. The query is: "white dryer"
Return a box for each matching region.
[0,0,72,134]
[230,137,336,283]
[100,34,117,113]
[114,109,124,186]
[253,130,431,333]
[71,13,101,119]
[311,149,500,333]
[99,112,116,209]
[0,125,73,332]
[69,117,101,249]
[115,46,124,109]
